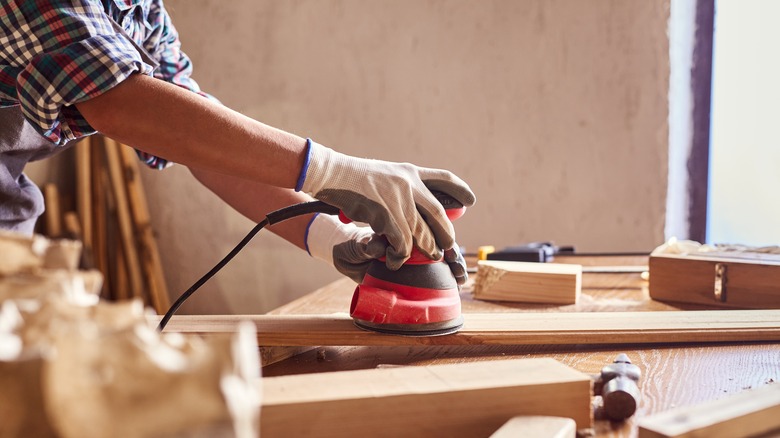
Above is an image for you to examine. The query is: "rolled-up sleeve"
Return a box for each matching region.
[0,1,155,145]
[130,0,218,170]
[149,2,217,103]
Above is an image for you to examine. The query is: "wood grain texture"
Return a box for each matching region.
[637,383,780,438]
[261,358,591,437]
[156,309,780,347]
[490,416,576,438]
[474,260,581,304]
[650,254,780,309]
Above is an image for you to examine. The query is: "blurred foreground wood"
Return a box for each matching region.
[41,136,170,313]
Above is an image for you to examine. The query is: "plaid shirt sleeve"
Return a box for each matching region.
[133,0,219,169]
[0,1,156,145]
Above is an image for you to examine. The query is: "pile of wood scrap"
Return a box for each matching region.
[0,231,260,438]
[40,136,169,314]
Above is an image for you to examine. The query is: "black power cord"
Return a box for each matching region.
[157,200,339,331]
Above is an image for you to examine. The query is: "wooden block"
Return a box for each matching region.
[154,309,780,346]
[490,416,576,438]
[650,254,780,309]
[474,260,581,304]
[638,383,780,438]
[261,358,591,437]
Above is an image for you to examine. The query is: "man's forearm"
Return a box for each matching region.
[75,73,307,188]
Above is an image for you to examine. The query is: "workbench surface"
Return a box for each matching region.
[261,255,780,437]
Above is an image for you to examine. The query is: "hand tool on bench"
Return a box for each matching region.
[593,353,641,421]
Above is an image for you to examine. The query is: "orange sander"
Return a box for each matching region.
[345,191,467,336]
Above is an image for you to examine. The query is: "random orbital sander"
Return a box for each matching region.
[345,191,467,336]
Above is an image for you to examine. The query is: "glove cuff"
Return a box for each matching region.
[294,138,314,192]
[305,213,357,264]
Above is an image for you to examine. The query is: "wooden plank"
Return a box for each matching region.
[155,309,780,346]
[474,260,582,304]
[650,254,780,309]
[490,416,576,438]
[261,358,591,437]
[104,138,144,300]
[637,383,780,438]
[117,143,170,313]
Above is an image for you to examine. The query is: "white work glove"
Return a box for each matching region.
[306,213,470,286]
[306,213,388,283]
[297,139,476,270]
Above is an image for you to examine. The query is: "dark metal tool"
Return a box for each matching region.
[593,353,642,421]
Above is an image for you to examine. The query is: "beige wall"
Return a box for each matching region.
[130,0,670,314]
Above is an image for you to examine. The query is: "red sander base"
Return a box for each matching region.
[349,251,463,336]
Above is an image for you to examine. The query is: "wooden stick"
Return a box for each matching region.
[75,137,92,250]
[490,416,576,438]
[117,143,170,313]
[638,383,780,438]
[43,184,62,238]
[91,142,112,299]
[154,309,780,346]
[261,358,591,437]
[104,138,144,300]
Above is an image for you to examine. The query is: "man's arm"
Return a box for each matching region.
[75,73,306,189]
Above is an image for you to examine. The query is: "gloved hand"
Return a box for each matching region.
[297,139,476,270]
[306,213,470,286]
[306,213,388,283]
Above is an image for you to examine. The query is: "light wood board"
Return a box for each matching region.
[155,309,780,346]
[490,416,576,438]
[261,358,591,437]
[638,383,780,438]
[474,260,581,304]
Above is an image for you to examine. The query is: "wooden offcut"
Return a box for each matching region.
[638,383,780,438]
[489,416,576,438]
[104,138,144,300]
[261,358,591,437]
[75,137,92,251]
[43,184,62,238]
[155,309,780,347]
[117,142,170,313]
[649,253,780,309]
[474,260,581,304]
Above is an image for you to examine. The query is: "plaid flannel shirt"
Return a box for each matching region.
[0,0,213,169]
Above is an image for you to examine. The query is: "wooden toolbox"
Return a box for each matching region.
[649,252,780,309]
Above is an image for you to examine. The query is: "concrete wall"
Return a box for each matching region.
[130,0,670,314]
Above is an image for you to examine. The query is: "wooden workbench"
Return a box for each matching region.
[261,255,780,437]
